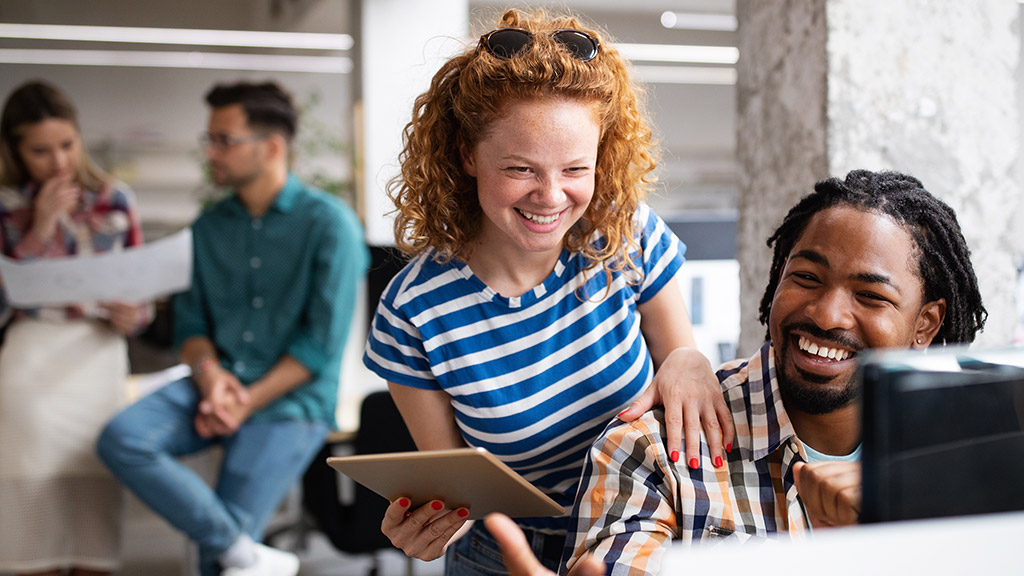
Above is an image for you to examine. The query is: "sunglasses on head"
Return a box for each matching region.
[478,27,601,62]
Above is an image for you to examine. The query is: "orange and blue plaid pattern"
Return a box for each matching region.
[563,342,809,576]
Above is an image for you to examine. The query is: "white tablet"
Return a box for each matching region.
[326,447,564,520]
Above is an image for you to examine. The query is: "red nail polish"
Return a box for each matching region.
[726,443,732,454]
[457,508,469,518]
[616,409,628,419]
[431,501,444,511]
[670,450,679,463]
[398,497,410,508]
[689,458,699,470]
[714,456,723,467]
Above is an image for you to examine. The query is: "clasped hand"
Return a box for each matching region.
[193,365,251,438]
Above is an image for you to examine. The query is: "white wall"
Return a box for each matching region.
[360,0,469,246]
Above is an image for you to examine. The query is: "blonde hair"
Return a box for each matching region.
[0,80,107,190]
[388,8,659,279]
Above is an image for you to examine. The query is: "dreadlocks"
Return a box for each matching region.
[758,169,986,345]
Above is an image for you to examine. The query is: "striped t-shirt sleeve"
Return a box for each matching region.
[635,203,685,305]
[363,259,438,389]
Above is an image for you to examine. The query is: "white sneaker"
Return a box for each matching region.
[221,542,300,576]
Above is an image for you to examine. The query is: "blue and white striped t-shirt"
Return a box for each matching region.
[363,204,685,532]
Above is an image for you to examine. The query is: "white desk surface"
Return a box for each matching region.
[660,511,1024,575]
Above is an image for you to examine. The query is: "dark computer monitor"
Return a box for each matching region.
[859,347,1024,523]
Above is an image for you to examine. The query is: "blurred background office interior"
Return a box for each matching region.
[1,0,1023,575]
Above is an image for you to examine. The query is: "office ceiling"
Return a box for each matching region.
[473,0,734,14]
[0,0,740,212]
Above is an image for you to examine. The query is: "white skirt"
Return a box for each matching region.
[0,318,128,572]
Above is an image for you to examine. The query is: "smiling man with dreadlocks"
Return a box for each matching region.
[478,169,987,576]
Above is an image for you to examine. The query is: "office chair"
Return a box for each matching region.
[299,390,417,576]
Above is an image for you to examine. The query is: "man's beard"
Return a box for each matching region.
[777,361,860,415]
[776,323,862,415]
[209,162,259,189]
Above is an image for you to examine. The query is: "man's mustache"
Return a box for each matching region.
[781,321,864,351]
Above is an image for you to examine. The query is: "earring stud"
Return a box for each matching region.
[916,339,922,344]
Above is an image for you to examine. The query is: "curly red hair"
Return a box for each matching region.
[388,9,659,279]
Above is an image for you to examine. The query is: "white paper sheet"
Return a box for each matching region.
[0,228,193,306]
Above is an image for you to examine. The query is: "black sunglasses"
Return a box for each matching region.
[479,28,601,62]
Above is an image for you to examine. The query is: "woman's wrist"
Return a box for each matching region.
[664,346,711,371]
[29,219,58,244]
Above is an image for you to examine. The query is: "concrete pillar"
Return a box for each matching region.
[736,0,1020,354]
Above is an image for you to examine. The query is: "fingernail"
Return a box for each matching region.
[616,410,628,419]
[431,500,444,511]
[726,443,732,454]
[398,497,410,508]
[670,450,679,463]
[714,456,723,467]
[457,508,469,518]
[689,458,699,470]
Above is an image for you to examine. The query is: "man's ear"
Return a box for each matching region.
[458,138,477,177]
[263,132,287,162]
[913,298,946,349]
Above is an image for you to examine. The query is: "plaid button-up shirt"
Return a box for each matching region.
[0,179,144,326]
[562,342,810,576]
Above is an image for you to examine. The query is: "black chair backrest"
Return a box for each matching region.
[302,390,417,554]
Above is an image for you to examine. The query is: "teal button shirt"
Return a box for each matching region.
[174,174,368,427]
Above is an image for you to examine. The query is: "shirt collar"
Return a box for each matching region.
[224,173,301,218]
[719,341,797,461]
[269,173,301,213]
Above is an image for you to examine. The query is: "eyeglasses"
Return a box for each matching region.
[478,28,601,62]
[198,131,268,151]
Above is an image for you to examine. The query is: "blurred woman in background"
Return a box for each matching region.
[0,80,151,576]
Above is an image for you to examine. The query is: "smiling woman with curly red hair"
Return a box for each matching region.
[364,9,734,574]
[390,9,656,278]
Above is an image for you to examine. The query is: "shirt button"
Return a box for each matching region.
[250,257,262,269]
[252,219,263,230]
[252,297,264,309]
[242,331,255,343]
[233,361,246,373]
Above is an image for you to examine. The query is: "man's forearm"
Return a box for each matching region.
[182,334,218,368]
[244,355,312,412]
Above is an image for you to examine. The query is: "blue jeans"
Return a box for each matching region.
[446,521,564,576]
[97,377,328,576]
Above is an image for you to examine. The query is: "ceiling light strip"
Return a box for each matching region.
[0,49,352,74]
[633,65,736,85]
[616,43,738,65]
[0,23,352,51]
[660,12,738,32]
